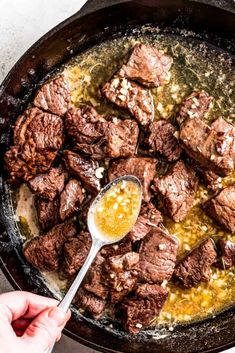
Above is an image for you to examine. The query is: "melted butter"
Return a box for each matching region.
[94,180,141,240]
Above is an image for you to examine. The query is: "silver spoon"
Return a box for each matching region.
[46,175,142,353]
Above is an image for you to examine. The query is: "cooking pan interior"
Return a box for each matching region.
[0,1,235,352]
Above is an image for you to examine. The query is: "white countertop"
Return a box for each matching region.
[0,1,234,353]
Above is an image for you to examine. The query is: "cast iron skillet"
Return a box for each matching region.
[0,1,234,352]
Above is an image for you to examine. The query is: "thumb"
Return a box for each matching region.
[22,306,70,351]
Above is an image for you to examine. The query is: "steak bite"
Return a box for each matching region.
[179,117,235,176]
[108,157,157,202]
[100,237,133,258]
[104,252,139,303]
[174,238,217,288]
[5,108,64,182]
[102,77,154,127]
[105,117,139,158]
[119,44,173,88]
[139,227,179,284]
[153,160,198,222]
[23,219,77,271]
[119,283,168,334]
[60,231,92,277]
[36,197,60,231]
[74,287,106,319]
[203,185,235,233]
[83,254,109,300]
[145,119,182,161]
[176,91,213,125]
[214,239,235,269]
[63,150,101,194]
[128,202,162,242]
[59,179,84,221]
[28,167,67,200]
[4,146,35,182]
[34,74,71,116]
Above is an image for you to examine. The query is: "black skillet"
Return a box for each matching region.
[0,1,235,352]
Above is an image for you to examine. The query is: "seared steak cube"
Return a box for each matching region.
[63,150,101,194]
[153,160,198,222]
[83,254,109,300]
[36,197,60,231]
[28,167,67,200]
[108,157,157,202]
[180,117,235,175]
[59,179,84,221]
[4,146,35,182]
[176,91,213,125]
[214,239,235,269]
[145,119,182,161]
[23,219,77,271]
[105,117,139,158]
[128,202,162,242]
[104,252,139,303]
[119,44,172,88]
[60,231,92,277]
[5,108,64,182]
[34,75,71,116]
[102,77,154,127]
[100,237,133,258]
[139,227,179,284]
[74,287,106,319]
[119,283,168,334]
[203,185,235,233]
[174,238,217,288]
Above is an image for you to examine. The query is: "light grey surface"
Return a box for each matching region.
[0,1,235,353]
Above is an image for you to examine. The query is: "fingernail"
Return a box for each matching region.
[48,307,67,326]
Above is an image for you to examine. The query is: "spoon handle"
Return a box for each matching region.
[45,239,102,353]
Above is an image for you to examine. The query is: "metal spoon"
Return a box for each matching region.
[46,175,142,353]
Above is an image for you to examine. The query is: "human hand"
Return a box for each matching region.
[0,290,71,353]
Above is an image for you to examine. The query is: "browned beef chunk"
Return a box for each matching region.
[36,197,60,231]
[102,77,154,127]
[108,157,157,202]
[176,91,213,125]
[4,146,35,182]
[174,238,217,288]
[59,179,84,221]
[139,227,179,284]
[180,117,235,176]
[83,254,109,300]
[119,283,168,334]
[65,106,106,159]
[63,150,101,194]
[28,167,67,200]
[74,287,106,319]
[60,231,92,277]
[214,239,235,269]
[128,203,162,242]
[5,108,64,182]
[105,117,139,158]
[153,160,198,222]
[203,185,235,233]
[23,219,77,271]
[34,75,71,116]
[119,44,172,88]
[104,252,139,303]
[145,120,182,161]
[100,237,133,258]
